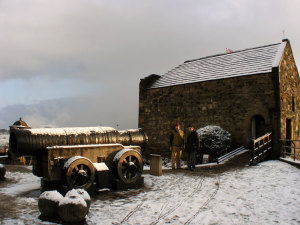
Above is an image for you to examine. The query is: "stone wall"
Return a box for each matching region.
[139,73,277,157]
[279,40,300,157]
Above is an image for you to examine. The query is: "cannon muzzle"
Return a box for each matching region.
[9,126,148,157]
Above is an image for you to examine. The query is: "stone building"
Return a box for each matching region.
[139,39,300,158]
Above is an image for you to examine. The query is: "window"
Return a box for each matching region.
[286,119,292,140]
[292,96,295,112]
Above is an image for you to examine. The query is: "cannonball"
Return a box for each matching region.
[59,195,88,224]
[66,189,91,211]
[0,164,6,179]
[38,190,64,219]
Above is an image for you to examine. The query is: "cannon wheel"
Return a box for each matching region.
[64,156,95,190]
[113,149,143,184]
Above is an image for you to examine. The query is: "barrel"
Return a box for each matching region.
[9,126,148,156]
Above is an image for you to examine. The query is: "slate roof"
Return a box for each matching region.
[150,41,286,89]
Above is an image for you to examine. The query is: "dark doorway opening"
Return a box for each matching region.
[251,115,266,139]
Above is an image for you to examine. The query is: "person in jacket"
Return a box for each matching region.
[185,125,199,171]
[170,123,184,169]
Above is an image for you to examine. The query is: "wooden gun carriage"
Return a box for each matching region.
[9,126,148,192]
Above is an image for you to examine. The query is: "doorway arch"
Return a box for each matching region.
[251,115,266,139]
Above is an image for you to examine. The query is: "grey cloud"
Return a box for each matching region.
[0,0,299,129]
[2,0,293,81]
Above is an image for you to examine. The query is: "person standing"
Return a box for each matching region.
[185,125,199,171]
[170,123,184,170]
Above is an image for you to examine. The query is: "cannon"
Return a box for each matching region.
[9,123,148,192]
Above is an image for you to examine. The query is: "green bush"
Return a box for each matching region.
[197,125,231,159]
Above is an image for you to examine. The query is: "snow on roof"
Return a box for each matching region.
[150,41,287,89]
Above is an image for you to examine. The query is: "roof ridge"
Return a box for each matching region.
[184,42,282,64]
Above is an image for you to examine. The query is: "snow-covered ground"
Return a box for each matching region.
[0,160,299,225]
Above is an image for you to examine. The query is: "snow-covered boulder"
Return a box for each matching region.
[38,190,63,219]
[65,189,91,211]
[197,125,231,158]
[59,195,88,224]
[0,163,5,179]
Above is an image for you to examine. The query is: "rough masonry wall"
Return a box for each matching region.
[139,73,277,157]
[279,41,300,154]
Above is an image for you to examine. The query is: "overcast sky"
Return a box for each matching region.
[1,0,299,129]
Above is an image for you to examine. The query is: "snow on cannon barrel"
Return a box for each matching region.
[8,122,148,193]
[9,126,147,157]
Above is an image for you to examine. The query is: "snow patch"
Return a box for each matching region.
[66,189,90,202]
[59,195,87,207]
[28,126,116,136]
[39,190,63,202]
[47,143,122,150]
[93,162,109,171]
[0,170,40,196]
[280,157,300,164]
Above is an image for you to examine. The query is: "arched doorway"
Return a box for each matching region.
[251,115,266,139]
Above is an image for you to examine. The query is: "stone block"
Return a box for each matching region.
[150,154,162,176]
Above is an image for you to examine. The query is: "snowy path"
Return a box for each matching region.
[89,174,219,225]
[0,160,299,225]
[87,160,300,225]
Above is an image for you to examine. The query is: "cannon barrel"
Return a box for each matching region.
[9,126,148,157]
